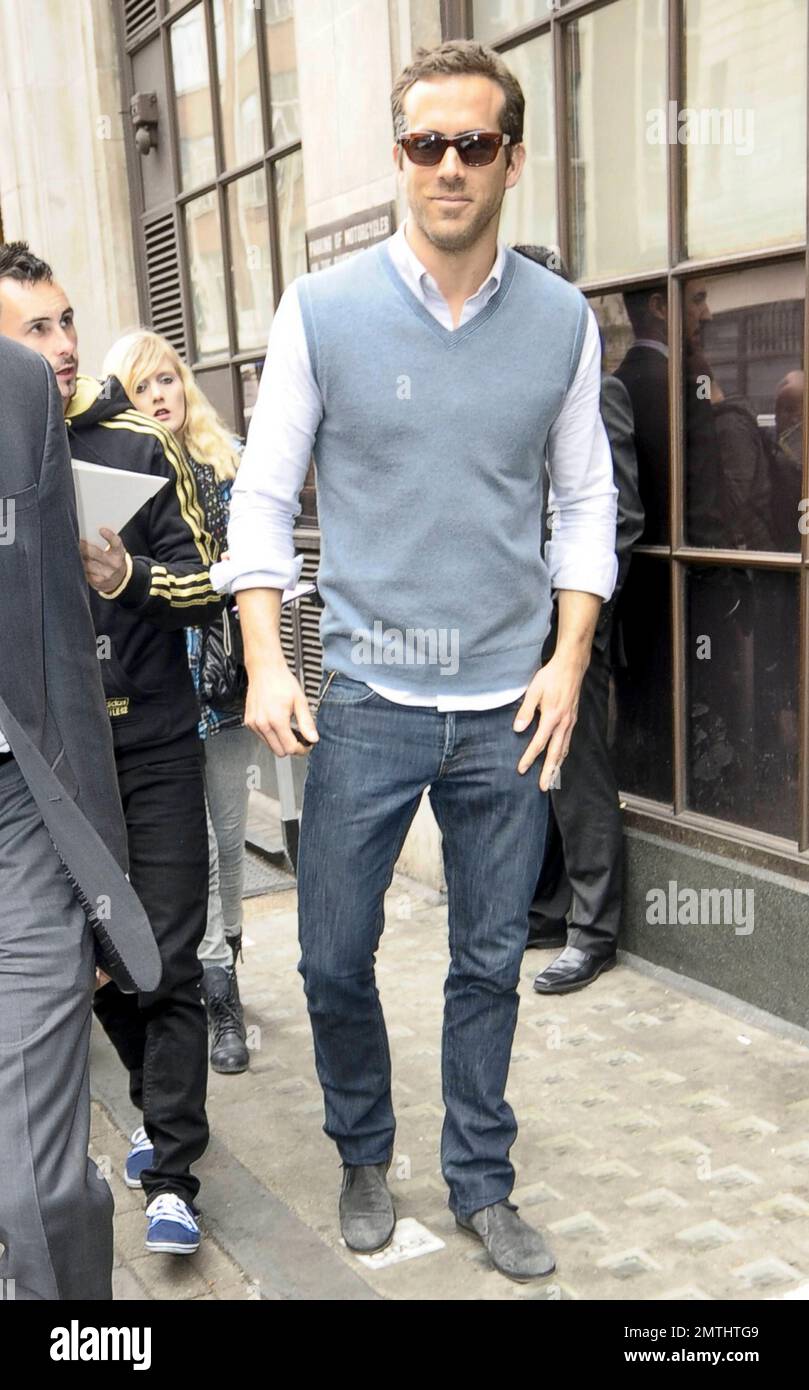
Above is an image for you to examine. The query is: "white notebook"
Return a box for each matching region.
[71,459,169,543]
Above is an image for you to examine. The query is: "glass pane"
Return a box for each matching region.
[472,2,545,42]
[186,192,229,359]
[567,0,667,280]
[194,366,236,433]
[683,263,805,552]
[684,0,807,259]
[610,556,673,804]
[498,33,556,252]
[687,567,798,840]
[171,4,216,190]
[227,172,274,351]
[265,0,300,146]
[591,284,670,545]
[214,0,263,169]
[275,149,307,288]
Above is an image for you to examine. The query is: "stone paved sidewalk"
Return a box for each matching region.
[96,874,809,1301]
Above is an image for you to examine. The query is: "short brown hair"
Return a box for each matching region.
[391,40,525,150]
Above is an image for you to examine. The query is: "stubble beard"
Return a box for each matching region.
[411,183,504,254]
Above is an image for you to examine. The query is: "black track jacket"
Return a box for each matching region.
[66,375,224,769]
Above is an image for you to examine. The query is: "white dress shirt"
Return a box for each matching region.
[213,221,618,710]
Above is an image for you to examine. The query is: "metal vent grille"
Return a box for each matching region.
[144,214,187,359]
[298,551,323,702]
[123,0,159,46]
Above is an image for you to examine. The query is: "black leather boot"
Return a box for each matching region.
[202,965,249,1074]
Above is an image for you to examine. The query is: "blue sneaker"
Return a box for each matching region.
[124,1126,154,1189]
[144,1194,201,1255]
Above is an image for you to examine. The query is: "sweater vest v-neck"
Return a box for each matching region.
[297,239,588,695]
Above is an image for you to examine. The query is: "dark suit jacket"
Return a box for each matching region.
[590,373,644,653]
[0,337,159,992]
[614,342,668,546]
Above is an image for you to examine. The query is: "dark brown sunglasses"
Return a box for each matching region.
[398,130,513,167]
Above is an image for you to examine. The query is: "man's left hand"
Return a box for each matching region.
[80,527,129,593]
[512,649,588,792]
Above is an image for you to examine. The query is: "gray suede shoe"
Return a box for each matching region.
[456,1200,556,1281]
[339,1162,396,1254]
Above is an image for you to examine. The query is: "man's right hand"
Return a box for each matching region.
[244,661,319,758]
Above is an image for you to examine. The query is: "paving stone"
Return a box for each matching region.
[95,870,809,1302]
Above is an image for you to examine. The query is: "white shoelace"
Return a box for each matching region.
[129,1125,151,1151]
[145,1193,199,1231]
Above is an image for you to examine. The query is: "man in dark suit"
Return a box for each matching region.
[528,370,644,989]
[0,335,160,1300]
[512,247,644,992]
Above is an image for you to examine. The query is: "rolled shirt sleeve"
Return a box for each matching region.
[209,282,321,595]
[544,305,619,602]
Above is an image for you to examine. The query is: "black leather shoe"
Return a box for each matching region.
[456,1200,555,1282]
[339,1162,395,1254]
[525,916,567,950]
[533,944,617,995]
[202,965,250,1073]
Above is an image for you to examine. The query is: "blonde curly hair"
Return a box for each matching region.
[102,330,240,482]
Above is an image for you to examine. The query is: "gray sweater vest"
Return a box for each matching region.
[297,239,587,694]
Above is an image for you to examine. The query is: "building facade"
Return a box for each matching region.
[1,0,808,1024]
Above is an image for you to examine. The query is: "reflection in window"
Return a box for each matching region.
[214,0,263,169]
[498,33,556,252]
[567,0,667,281]
[684,0,807,259]
[591,284,670,546]
[228,172,274,351]
[171,5,216,190]
[686,568,798,840]
[472,2,545,42]
[610,556,673,804]
[186,193,229,359]
[682,264,805,552]
[275,150,306,288]
[265,0,300,146]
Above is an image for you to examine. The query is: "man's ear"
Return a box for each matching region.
[504,141,526,189]
[650,291,667,323]
[392,142,404,171]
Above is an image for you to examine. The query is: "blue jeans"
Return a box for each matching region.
[297,673,547,1219]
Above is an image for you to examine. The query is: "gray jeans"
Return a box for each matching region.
[199,724,258,970]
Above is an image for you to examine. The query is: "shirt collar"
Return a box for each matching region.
[633,337,669,359]
[389,220,506,306]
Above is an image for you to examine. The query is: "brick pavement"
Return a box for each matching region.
[99,875,809,1301]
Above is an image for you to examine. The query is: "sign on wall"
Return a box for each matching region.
[305,202,397,273]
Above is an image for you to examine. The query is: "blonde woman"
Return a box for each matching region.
[103,330,254,1077]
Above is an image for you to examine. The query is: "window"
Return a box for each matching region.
[159,0,304,431]
[497,32,556,252]
[684,0,807,259]
[566,0,667,281]
[449,0,809,857]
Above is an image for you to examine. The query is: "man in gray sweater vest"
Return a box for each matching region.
[214,41,617,1282]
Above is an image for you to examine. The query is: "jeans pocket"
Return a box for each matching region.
[318,672,378,707]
